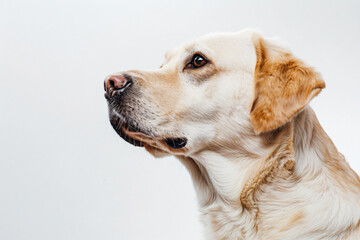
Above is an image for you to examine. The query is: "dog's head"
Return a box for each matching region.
[104,30,325,158]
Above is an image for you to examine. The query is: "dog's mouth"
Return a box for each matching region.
[109,111,187,150]
[109,114,147,147]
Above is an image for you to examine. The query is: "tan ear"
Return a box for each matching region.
[250,34,325,134]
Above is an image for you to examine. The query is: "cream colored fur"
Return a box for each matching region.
[106,30,360,239]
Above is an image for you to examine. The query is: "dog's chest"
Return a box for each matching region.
[200,203,259,240]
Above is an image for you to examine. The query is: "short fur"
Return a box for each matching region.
[105,30,360,239]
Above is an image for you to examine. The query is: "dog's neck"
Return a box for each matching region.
[180,110,298,206]
[292,107,360,192]
[177,106,360,238]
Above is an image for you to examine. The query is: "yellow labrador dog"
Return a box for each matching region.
[104,30,360,239]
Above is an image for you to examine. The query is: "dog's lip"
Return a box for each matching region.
[123,126,188,153]
[121,125,153,144]
[117,123,145,147]
[109,111,145,147]
[110,110,187,152]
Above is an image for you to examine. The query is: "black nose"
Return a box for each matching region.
[104,74,132,98]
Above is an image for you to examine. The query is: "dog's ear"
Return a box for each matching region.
[250,34,325,134]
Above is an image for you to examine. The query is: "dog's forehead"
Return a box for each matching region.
[195,30,255,47]
[164,30,257,70]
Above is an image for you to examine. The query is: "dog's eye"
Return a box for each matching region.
[187,54,207,69]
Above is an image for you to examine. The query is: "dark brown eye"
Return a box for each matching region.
[189,54,207,68]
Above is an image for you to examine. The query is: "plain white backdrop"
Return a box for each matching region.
[1,0,359,239]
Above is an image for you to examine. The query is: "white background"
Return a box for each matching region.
[1,0,359,239]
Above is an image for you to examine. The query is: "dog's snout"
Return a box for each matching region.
[104,74,132,98]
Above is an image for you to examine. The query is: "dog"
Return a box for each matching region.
[104,30,360,239]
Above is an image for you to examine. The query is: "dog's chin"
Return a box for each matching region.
[144,144,170,158]
[115,125,144,147]
[109,111,188,153]
[109,116,146,147]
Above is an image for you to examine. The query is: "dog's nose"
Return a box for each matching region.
[104,74,132,98]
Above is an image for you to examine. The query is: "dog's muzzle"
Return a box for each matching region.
[104,73,188,150]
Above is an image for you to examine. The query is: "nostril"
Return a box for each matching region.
[104,74,133,99]
[122,79,132,90]
[109,79,115,88]
[107,75,129,90]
